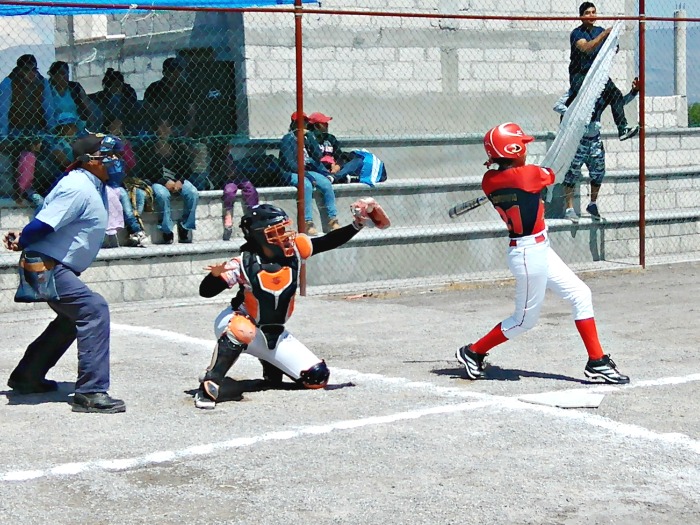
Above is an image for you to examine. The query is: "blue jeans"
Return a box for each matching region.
[286,171,337,222]
[118,187,147,234]
[152,180,199,233]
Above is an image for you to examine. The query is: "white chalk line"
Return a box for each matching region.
[1,400,498,482]
[2,323,700,482]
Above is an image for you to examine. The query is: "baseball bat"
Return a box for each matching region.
[448,195,489,219]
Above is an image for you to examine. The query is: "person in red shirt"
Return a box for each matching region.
[456,122,629,384]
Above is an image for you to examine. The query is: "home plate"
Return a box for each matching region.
[518,391,605,409]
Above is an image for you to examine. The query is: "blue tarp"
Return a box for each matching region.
[0,0,314,16]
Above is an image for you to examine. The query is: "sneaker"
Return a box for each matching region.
[455,344,487,380]
[564,208,579,223]
[177,222,192,244]
[618,125,640,142]
[72,392,126,413]
[586,202,602,221]
[129,230,149,247]
[305,221,318,236]
[194,384,216,409]
[328,218,341,231]
[7,375,58,394]
[584,355,630,384]
[163,232,174,244]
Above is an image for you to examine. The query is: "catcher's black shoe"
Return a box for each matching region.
[456,344,486,380]
[194,384,217,409]
[584,355,630,384]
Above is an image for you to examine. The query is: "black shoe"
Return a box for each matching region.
[72,392,126,413]
[584,355,630,384]
[163,232,174,244]
[194,384,217,409]
[7,376,58,394]
[455,344,487,379]
[260,359,284,385]
[618,125,640,142]
[177,222,192,244]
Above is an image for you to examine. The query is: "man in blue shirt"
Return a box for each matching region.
[567,2,639,142]
[3,134,126,414]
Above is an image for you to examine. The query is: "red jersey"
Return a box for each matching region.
[482,164,555,238]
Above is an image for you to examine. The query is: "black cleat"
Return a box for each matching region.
[72,392,126,413]
[585,355,630,384]
[455,344,487,380]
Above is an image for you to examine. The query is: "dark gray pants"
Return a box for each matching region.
[11,263,111,393]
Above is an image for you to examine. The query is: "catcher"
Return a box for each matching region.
[194,198,390,409]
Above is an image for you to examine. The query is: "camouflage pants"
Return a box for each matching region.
[563,135,606,187]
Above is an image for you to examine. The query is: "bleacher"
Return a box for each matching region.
[0,127,699,313]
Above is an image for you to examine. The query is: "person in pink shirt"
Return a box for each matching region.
[16,135,46,211]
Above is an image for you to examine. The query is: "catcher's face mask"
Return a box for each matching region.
[263,219,296,257]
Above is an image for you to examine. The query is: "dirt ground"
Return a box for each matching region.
[1,262,699,525]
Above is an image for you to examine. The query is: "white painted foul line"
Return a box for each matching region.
[3,324,698,483]
[0,399,499,482]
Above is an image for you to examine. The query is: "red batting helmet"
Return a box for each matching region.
[483,122,535,163]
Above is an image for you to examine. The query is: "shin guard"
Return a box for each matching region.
[201,333,245,400]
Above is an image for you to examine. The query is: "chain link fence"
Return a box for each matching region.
[0,1,699,306]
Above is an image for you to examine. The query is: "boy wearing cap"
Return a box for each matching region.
[279,111,340,235]
[3,134,127,413]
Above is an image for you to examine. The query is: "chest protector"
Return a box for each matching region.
[240,250,299,332]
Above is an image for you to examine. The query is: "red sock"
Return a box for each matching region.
[575,318,604,360]
[471,323,508,354]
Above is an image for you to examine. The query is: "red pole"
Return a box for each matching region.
[294,0,307,295]
[638,0,646,268]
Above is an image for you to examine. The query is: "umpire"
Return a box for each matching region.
[3,134,126,413]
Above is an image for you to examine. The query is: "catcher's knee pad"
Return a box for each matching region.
[227,314,256,345]
[298,360,330,389]
[201,333,246,398]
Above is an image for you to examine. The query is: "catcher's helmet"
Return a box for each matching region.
[240,204,296,258]
[483,122,534,164]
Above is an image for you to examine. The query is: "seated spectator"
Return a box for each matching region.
[43,112,80,188]
[105,114,151,247]
[0,54,55,138]
[218,143,259,241]
[143,57,195,138]
[15,134,46,211]
[137,116,198,244]
[308,111,387,186]
[278,111,340,236]
[48,61,94,134]
[89,68,138,134]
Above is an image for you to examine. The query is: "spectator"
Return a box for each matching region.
[143,57,195,137]
[3,134,127,413]
[567,2,638,141]
[555,78,640,223]
[307,111,387,186]
[47,112,80,178]
[219,143,259,241]
[0,54,55,138]
[137,116,198,244]
[105,114,150,247]
[47,61,94,134]
[15,134,46,211]
[89,68,138,134]
[278,111,340,236]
